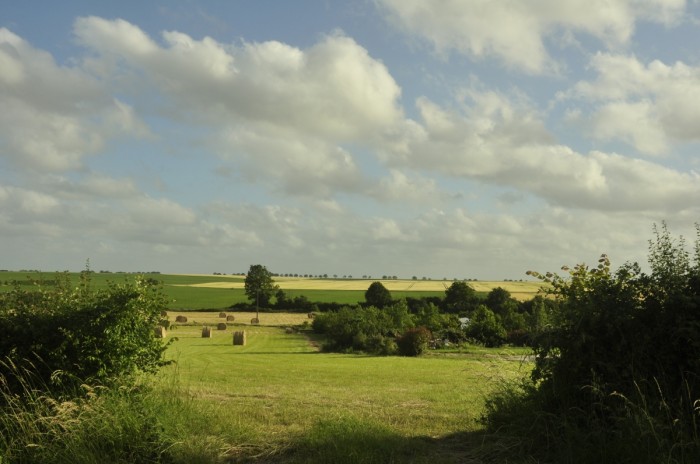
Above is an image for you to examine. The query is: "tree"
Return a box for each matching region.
[484,287,518,318]
[443,280,479,314]
[465,305,506,347]
[365,281,392,308]
[244,264,278,308]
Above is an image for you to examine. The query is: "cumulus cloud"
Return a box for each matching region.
[72,17,403,196]
[562,53,700,154]
[380,89,700,212]
[378,0,686,74]
[0,28,149,172]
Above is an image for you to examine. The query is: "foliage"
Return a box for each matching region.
[396,326,432,356]
[443,281,479,314]
[312,301,416,354]
[482,222,700,462]
[0,272,170,395]
[364,281,392,308]
[244,264,279,308]
[464,305,507,347]
[484,287,518,318]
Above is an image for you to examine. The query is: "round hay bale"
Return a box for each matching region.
[217,322,227,330]
[154,326,167,338]
[226,315,235,322]
[250,317,259,325]
[201,326,212,338]
[219,312,227,318]
[175,315,188,323]
[307,312,315,319]
[160,310,168,317]
[233,331,246,345]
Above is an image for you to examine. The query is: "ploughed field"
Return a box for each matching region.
[157,312,533,461]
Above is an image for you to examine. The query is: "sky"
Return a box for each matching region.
[1,0,699,280]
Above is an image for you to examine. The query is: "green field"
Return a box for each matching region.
[0,271,543,310]
[157,314,533,461]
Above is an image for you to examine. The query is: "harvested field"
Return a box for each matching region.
[170,278,545,300]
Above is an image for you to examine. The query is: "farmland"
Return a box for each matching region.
[0,271,545,309]
[156,314,533,461]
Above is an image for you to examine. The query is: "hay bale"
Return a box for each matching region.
[160,310,168,317]
[154,326,167,338]
[226,315,235,322]
[219,312,227,318]
[250,317,259,325]
[175,315,188,323]
[201,326,212,338]
[217,322,227,330]
[285,327,294,334]
[307,312,315,319]
[233,331,246,345]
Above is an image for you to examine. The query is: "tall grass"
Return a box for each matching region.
[480,376,700,464]
[0,358,174,464]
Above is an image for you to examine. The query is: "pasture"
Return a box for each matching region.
[158,312,533,461]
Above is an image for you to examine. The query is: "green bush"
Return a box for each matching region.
[482,223,700,462]
[0,272,170,395]
[396,326,432,356]
[312,302,414,354]
[464,305,506,347]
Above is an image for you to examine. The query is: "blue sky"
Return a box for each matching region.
[1,1,699,279]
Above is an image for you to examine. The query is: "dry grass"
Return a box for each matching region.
[165,311,309,327]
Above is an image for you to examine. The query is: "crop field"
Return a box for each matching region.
[0,271,545,310]
[157,313,533,461]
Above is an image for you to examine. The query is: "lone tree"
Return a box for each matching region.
[365,281,392,308]
[443,280,479,314]
[244,264,278,309]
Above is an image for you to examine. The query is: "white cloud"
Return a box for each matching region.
[72,17,404,196]
[378,0,686,74]
[563,53,700,153]
[370,169,440,202]
[0,28,149,172]
[380,90,700,212]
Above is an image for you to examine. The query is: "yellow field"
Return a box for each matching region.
[166,311,310,327]
[173,277,545,300]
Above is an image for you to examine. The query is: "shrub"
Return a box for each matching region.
[312,302,415,354]
[465,305,506,347]
[0,273,170,395]
[482,223,700,462]
[396,326,432,356]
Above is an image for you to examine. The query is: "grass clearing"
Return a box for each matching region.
[155,313,533,461]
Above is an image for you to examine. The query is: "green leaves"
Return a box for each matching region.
[0,273,170,395]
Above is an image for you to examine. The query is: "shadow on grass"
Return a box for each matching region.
[226,417,516,464]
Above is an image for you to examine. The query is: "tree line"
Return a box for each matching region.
[241,264,556,350]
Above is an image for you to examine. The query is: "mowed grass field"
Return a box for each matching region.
[158,313,533,462]
[0,271,545,310]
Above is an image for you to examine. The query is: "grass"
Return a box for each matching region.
[154,314,533,461]
[1,310,534,462]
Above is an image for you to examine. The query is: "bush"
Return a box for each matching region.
[465,305,506,347]
[312,302,415,354]
[482,223,700,463]
[0,273,170,395]
[396,326,432,356]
